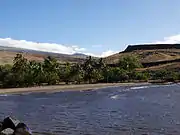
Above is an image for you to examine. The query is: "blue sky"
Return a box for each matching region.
[1,0,180,57]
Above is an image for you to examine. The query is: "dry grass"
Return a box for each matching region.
[104,49,180,64]
[0,50,85,65]
[137,62,180,71]
[104,49,180,71]
[0,51,45,64]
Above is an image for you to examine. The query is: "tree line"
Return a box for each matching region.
[0,53,179,88]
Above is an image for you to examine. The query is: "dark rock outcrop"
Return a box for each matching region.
[124,44,180,52]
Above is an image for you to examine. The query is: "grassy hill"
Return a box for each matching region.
[104,44,180,71]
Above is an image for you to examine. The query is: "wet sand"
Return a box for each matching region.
[0,83,149,94]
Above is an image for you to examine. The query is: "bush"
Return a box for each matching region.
[134,72,149,81]
[151,70,180,82]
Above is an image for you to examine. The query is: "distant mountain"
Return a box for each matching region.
[0,45,88,64]
[71,53,88,58]
[0,45,84,56]
[0,45,90,58]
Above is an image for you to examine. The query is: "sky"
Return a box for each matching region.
[1,0,180,57]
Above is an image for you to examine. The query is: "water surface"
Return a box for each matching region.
[0,84,180,135]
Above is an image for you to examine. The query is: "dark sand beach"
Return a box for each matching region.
[0,83,149,94]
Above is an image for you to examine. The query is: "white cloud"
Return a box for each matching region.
[98,34,180,57]
[0,38,117,57]
[152,34,180,44]
[0,38,86,55]
[84,50,118,58]
[1,34,180,59]
[100,50,118,57]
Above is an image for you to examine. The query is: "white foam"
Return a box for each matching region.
[0,94,8,97]
[130,86,150,90]
[35,97,48,100]
[110,95,119,99]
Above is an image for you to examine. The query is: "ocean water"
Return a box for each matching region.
[0,84,180,135]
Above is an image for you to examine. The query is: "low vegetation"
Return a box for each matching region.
[0,53,179,88]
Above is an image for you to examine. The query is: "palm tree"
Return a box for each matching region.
[70,63,84,84]
[12,53,28,72]
[26,60,45,86]
[83,56,95,83]
[43,56,59,85]
[63,62,72,84]
[12,53,28,87]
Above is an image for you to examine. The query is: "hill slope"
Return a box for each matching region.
[0,46,88,64]
[105,44,180,71]
[0,44,180,71]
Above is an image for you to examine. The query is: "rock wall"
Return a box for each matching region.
[124,44,180,52]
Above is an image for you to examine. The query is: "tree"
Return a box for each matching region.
[26,61,45,86]
[70,63,84,84]
[61,62,72,84]
[134,72,149,81]
[83,56,95,83]
[82,56,104,83]
[12,53,28,87]
[118,55,142,71]
[102,66,110,83]
[43,56,59,85]
[0,65,15,88]
[12,54,28,72]
[151,70,168,80]
[106,67,119,83]
[93,58,106,83]
[164,71,179,82]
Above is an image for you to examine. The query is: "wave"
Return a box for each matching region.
[130,86,150,90]
[110,95,119,99]
[0,94,16,97]
[33,131,59,135]
[0,94,9,97]
[0,92,32,97]
[129,84,169,90]
[35,97,49,100]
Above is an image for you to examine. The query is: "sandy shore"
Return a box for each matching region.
[0,83,150,94]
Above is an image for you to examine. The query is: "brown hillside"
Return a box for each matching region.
[0,50,86,65]
[1,44,180,71]
[105,44,180,71]
[137,62,180,71]
[105,49,180,64]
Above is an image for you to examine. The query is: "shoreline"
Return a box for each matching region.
[0,83,151,95]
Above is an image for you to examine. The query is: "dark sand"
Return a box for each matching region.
[0,83,149,94]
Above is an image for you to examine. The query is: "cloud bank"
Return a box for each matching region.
[0,38,117,57]
[84,50,118,58]
[1,34,179,58]
[153,34,180,44]
[0,38,86,55]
